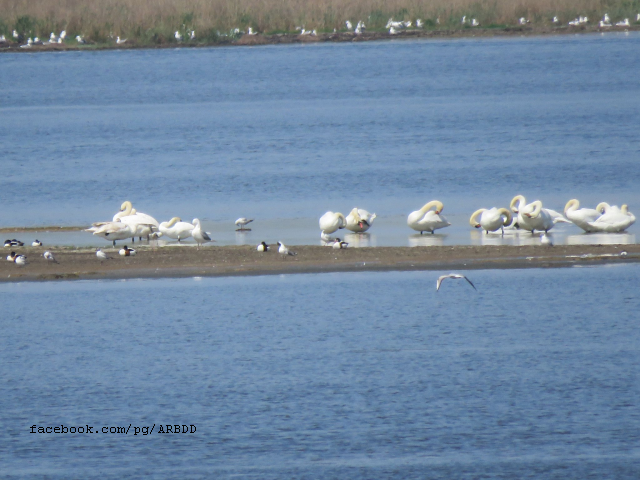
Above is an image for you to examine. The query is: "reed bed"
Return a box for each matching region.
[1,0,639,44]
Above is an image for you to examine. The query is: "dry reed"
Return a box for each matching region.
[1,0,638,43]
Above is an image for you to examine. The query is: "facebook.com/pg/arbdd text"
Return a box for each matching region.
[30,424,196,435]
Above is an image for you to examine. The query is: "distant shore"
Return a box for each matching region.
[1,24,638,53]
[1,244,638,282]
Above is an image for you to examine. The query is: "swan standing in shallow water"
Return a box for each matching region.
[587,203,636,232]
[510,195,569,233]
[89,221,139,246]
[564,199,602,232]
[158,217,194,242]
[511,195,570,226]
[117,201,159,241]
[346,208,376,233]
[408,201,450,234]
[469,207,512,235]
[319,211,346,235]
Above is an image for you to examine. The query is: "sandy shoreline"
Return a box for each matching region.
[1,244,638,282]
[1,25,637,53]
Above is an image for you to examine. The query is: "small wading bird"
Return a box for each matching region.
[256,241,270,252]
[43,251,59,263]
[277,242,297,257]
[119,245,136,256]
[436,273,477,292]
[96,248,111,262]
[235,217,254,231]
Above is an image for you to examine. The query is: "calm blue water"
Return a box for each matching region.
[1,265,640,478]
[1,34,639,247]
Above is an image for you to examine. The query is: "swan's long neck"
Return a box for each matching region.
[120,201,133,216]
[527,200,542,218]
[164,217,180,228]
[621,204,629,214]
[498,208,512,226]
[421,200,443,215]
[350,208,361,222]
[564,199,579,215]
[596,202,610,214]
[510,195,526,213]
[469,208,485,227]
[336,213,346,226]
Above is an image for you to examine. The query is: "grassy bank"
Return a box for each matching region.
[1,0,639,46]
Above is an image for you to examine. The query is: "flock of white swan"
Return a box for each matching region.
[81,196,636,249]
[2,196,635,267]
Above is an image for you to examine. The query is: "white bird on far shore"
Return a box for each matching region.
[96,248,111,262]
[277,242,297,257]
[43,251,59,263]
[540,232,553,246]
[436,273,476,292]
[116,36,127,44]
[235,218,254,231]
[32,240,42,246]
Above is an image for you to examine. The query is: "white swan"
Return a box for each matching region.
[511,195,569,231]
[159,217,194,242]
[192,218,212,248]
[346,208,377,233]
[117,201,159,241]
[587,203,636,232]
[408,200,451,234]
[564,199,602,232]
[319,211,346,234]
[469,207,512,234]
[510,196,554,233]
[89,221,139,246]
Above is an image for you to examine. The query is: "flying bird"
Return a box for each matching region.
[436,273,477,292]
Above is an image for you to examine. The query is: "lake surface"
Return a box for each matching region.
[2,265,640,478]
[1,33,639,247]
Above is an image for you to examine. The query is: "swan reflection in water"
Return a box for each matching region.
[408,234,445,247]
[469,229,511,246]
[344,232,375,248]
[565,232,636,245]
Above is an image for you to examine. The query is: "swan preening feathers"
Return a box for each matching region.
[469,207,512,234]
[408,201,451,234]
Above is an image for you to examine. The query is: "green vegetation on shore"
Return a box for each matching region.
[1,0,640,46]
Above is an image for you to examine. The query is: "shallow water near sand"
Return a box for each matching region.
[1,33,639,247]
[2,265,640,478]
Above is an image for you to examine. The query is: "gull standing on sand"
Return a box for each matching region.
[277,242,297,257]
[436,274,477,292]
[43,251,59,263]
[192,218,212,248]
[96,248,111,262]
[235,218,254,231]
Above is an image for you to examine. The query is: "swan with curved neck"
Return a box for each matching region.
[469,207,512,234]
[511,195,570,224]
[319,211,346,234]
[159,217,195,242]
[587,203,635,232]
[346,208,376,233]
[511,197,554,233]
[90,220,139,246]
[407,200,450,234]
[116,201,159,241]
[564,199,601,232]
